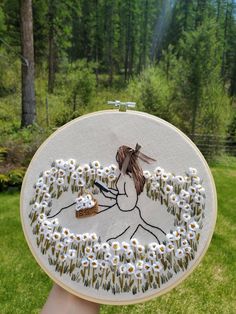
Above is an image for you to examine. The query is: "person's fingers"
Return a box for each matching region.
[41,284,100,314]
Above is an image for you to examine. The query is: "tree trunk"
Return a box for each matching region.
[48,1,55,93]
[20,0,36,127]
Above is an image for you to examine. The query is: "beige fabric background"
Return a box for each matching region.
[20,110,217,304]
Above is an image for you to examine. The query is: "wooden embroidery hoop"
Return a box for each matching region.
[20,110,217,305]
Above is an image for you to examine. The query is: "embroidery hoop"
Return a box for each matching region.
[20,110,217,305]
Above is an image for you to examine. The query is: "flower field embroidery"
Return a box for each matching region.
[28,159,205,295]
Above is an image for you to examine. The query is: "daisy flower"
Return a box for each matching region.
[81,258,89,267]
[137,244,145,254]
[104,252,112,261]
[38,213,46,223]
[164,184,173,194]
[148,242,159,251]
[154,167,163,176]
[184,204,192,212]
[52,232,61,242]
[151,182,160,191]
[91,260,99,268]
[148,250,156,260]
[188,186,196,196]
[166,233,175,242]
[93,243,101,253]
[183,213,191,222]
[62,228,70,237]
[87,253,96,261]
[175,248,185,259]
[92,161,101,169]
[75,234,83,243]
[169,193,179,204]
[136,260,144,270]
[119,265,127,274]
[109,164,117,172]
[55,159,65,168]
[111,241,121,251]
[186,231,196,240]
[143,262,152,273]
[188,221,199,231]
[166,243,175,252]
[121,241,130,251]
[157,244,166,254]
[143,170,151,179]
[55,242,64,252]
[112,255,120,266]
[125,249,134,259]
[67,249,76,259]
[187,167,198,176]
[59,253,67,262]
[135,271,143,280]
[127,263,135,274]
[56,178,64,186]
[101,242,110,251]
[130,238,139,247]
[153,262,163,272]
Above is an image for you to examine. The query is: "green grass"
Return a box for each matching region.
[0,160,236,314]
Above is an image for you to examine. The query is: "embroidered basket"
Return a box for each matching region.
[75,193,98,218]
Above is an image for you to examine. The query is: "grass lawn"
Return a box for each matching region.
[0,158,236,314]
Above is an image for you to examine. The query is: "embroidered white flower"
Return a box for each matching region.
[147,250,156,260]
[119,265,127,274]
[38,213,46,223]
[184,204,191,212]
[90,233,98,242]
[135,271,143,279]
[189,221,199,231]
[109,164,117,172]
[188,186,196,195]
[169,193,179,204]
[137,244,145,254]
[143,170,151,179]
[59,253,67,262]
[187,167,198,176]
[148,242,159,251]
[87,253,96,261]
[187,231,196,240]
[127,263,135,274]
[125,249,134,259]
[153,262,163,272]
[112,255,120,266]
[56,178,64,186]
[166,243,174,252]
[136,260,144,270]
[183,213,191,222]
[130,238,139,247]
[52,232,61,241]
[121,241,130,251]
[62,228,70,237]
[164,185,173,194]
[166,233,175,242]
[92,161,100,169]
[154,167,163,176]
[111,241,121,251]
[144,262,152,272]
[91,260,99,268]
[55,242,64,251]
[157,244,166,254]
[101,243,110,251]
[55,159,65,168]
[68,249,76,259]
[81,258,89,267]
[75,234,83,243]
[175,248,185,259]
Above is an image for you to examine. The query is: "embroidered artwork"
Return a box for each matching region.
[21,110,216,304]
[28,144,205,295]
